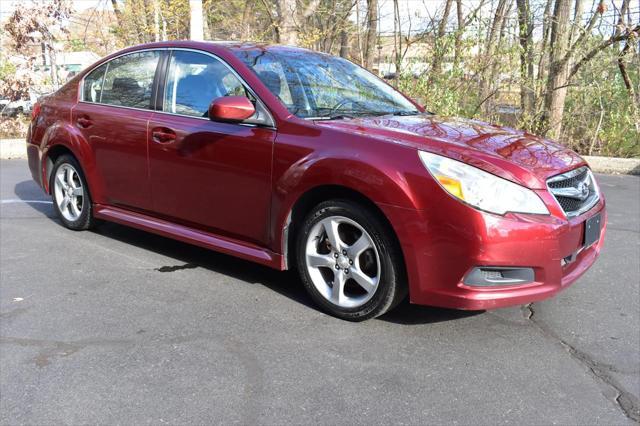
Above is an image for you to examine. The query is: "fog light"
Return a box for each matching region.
[464,267,534,287]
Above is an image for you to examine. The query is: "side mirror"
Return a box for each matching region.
[208,96,255,122]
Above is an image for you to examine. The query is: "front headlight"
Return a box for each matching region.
[418,151,549,215]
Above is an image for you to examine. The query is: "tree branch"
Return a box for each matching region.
[568,24,639,80]
[563,0,605,64]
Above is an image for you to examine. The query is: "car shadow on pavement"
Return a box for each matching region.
[13,180,56,217]
[379,301,482,324]
[13,179,477,325]
[93,220,315,309]
[95,221,483,325]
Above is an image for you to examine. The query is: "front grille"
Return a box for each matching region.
[547,166,599,217]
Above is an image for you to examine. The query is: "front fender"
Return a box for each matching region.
[270,141,423,255]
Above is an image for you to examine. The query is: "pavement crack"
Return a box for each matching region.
[520,303,533,320]
[155,263,199,273]
[523,303,639,422]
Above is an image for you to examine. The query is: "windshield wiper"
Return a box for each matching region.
[306,113,357,120]
[392,110,421,116]
[342,110,421,117]
[305,110,421,120]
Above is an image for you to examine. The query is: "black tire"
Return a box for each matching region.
[49,154,95,231]
[295,200,407,321]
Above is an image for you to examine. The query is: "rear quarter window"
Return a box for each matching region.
[82,63,107,103]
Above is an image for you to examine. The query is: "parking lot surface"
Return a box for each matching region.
[1,159,638,424]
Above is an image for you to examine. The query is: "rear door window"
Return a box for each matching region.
[99,51,160,109]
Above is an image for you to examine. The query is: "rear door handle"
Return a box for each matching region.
[76,117,92,128]
[151,128,176,143]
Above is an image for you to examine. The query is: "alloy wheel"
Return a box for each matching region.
[304,215,381,308]
[53,163,84,222]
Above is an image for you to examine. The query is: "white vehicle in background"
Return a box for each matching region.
[1,99,33,117]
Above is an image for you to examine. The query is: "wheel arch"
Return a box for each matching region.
[40,122,100,199]
[282,184,406,277]
[44,145,77,193]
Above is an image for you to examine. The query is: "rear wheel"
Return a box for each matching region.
[296,200,406,321]
[50,154,94,230]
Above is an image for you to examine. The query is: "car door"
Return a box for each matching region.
[147,49,276,245]
[72,50,161,211]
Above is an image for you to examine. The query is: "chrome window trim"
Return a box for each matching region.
[546,166,600,218]
[78,46,276,129]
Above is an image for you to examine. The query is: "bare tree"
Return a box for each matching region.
[516,0,535,117]
[452,0,486,70]
[276,0,298,44]
[363,0,378,68]
[453,0,463,69]
[393,0,402,76]
[4,0,73,90]
[478,0,509,113]
[541,0,639,138]
[541,0,573,138]
[429,0,454,80]
[536,0,554,107]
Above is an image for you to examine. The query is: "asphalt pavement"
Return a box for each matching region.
[1,159,638,425]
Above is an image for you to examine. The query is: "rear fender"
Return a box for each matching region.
[40,121,105,202]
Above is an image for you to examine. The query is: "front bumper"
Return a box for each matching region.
[378,192,606,311]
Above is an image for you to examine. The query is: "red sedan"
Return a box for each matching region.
[26,41,606,321]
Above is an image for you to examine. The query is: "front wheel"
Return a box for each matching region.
[50,154,95,230]
[296,200,406,321]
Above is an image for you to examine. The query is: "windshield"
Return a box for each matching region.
[232,48,420,119]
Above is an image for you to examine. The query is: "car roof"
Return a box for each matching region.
[121,40,314,55]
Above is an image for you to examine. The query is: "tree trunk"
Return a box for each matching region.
[110,0,124,28]
[430,0,453,80]
[536,0,554,108]
[393,0,401,78]
[339,30,349,58]
[189,0,204,41]
[614,0,630,48]
[516,0,535,117]
[478,0,508,114]
[355,0,364,64]
[570,0,584,45]
[153,0,160,42]
[618,39,640,134]
[363,0,378,68]
[541,0,572,139]
[276,0,297,45]
[241,0,255,40]
[453,0,463,70]
[47,43,60,89]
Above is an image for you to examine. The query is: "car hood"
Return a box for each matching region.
[316,114,585,189]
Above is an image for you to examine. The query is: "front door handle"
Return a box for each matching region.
[151,128,176,143]
[76,117,92,128]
